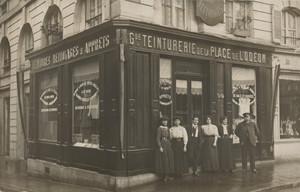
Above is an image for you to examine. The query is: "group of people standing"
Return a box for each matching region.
[155,113,260,182]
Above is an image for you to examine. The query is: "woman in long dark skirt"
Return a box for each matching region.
[169,117,188,178]
[155,116,174,182]
[201,115,219,172]
[217,116,236,172]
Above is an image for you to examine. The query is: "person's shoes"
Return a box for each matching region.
[193,172,200,177]
[163,177,168,182]
[242,169,247,173]
[229,170,234,173]
[251,169,258,173]
[167,176,174,180]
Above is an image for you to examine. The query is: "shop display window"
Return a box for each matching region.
[72,61,100,148]
[232,67,256,143]
[38,70,58,142]
[159,58,172,123]
[279,79,300,139]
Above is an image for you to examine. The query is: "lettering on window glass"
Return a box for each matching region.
[159,79,172,106]
[40,88,58,112]
[73,77,100,148]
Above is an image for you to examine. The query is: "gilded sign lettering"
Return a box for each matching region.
[129,32,268,64]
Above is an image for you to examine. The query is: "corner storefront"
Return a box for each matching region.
[27,20,273,190]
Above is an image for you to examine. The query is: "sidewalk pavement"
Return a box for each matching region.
[0,160,300,192]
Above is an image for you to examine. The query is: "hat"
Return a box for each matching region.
[160,116,169,121]
[173,116,182,121]
[242,112,251,117]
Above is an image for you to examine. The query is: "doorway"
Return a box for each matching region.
[174,77,205,127]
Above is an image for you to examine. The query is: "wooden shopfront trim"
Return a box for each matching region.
[28,22,123,175]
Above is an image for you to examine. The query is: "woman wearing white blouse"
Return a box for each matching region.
[169,117,188,178]
[201,115,219,172]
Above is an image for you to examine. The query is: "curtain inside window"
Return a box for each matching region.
[72,61,100,148]
[176,79,187,95]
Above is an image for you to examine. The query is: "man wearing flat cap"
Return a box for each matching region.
[235,112,260,173]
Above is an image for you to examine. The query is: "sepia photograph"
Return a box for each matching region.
[0,0,300,191]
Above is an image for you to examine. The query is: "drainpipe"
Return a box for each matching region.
[270,62,280,155]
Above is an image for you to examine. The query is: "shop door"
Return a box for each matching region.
[174,78,204,127]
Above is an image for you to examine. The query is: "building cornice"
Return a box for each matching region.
[112,20,275,52]
[273,45,300,56]
[28,19,276,61]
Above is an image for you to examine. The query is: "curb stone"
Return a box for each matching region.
[252,180,300,192]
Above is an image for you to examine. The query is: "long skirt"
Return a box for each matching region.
[218,137,236,170]
[171,138,188,176]
[155,140,174,175]
[202,136,219,171]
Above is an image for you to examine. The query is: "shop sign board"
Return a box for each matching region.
[31,34,111,70]
[128,31,270,65]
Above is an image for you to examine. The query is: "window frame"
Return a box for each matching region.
[41,5,63,46]
[0,37,11,76]
[36,68,60,143]
[226,0,252,37]
[85,0,103,28]
[279,78,300,139]
[162,0,186,29]
[282,10,298,46]
[71,59,101,149]
[231,66,257,144]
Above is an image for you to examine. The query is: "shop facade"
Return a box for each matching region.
[27,20,273,189]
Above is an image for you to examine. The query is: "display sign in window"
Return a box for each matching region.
[72,62,100,148]
[38,70,58,142]
[232,67,256,144]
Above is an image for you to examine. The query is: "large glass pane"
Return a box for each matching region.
[232,67,256,142]
[226,1,233,32]
[175,0,184,29]
[72,61,100,148]
[162,0,172,26]
[176,79,188,125]
[191,80,203,121]
[279,79,300,139]
[38,70,58,142]
[159,58,172,123]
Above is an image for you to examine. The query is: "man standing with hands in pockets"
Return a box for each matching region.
[235,112,260,173]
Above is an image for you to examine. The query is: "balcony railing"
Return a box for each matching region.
[283,36,300,46]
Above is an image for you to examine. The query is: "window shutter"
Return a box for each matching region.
[272,5,281,44]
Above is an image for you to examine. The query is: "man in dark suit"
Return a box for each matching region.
[187,116,203,176]
[235,112,260,173]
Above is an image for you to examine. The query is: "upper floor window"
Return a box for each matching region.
[0,37,11,76]
[282,11,298,46]
[86,0,102,28]
[162,0,185,29]
[0,0,7,16]
[18,24,34,70]
[41,5,63,46]
[226,0,252,37]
